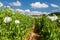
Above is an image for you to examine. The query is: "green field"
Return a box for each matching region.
[0,8,60,40]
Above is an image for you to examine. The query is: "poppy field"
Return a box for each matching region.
[0,8,60,40]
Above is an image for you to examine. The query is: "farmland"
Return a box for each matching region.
[0,8,60,40]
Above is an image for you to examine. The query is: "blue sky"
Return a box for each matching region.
[0,0,60,14]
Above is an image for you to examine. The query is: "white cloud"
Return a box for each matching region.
[30,11,41,15]
[7,6,11,8]
[50,4,59,8]
[52,9,58,12]
[25,9,30,12]
[30,11,49,15]
[10,1,21,6]
[16,9,24,12]
[30,2,49,8]
[16,9,30,15]
[16,9,49,15]
[0,2,3,7]
[16,9,30,13]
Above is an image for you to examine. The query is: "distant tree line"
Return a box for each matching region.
[49,12,60,16]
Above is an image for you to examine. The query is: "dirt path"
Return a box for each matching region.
[26,20,40,40]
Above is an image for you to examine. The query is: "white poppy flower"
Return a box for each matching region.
[48,15,58,21]
[58,20,60,22]
[4,17,12,23]
[15,20,20,24]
